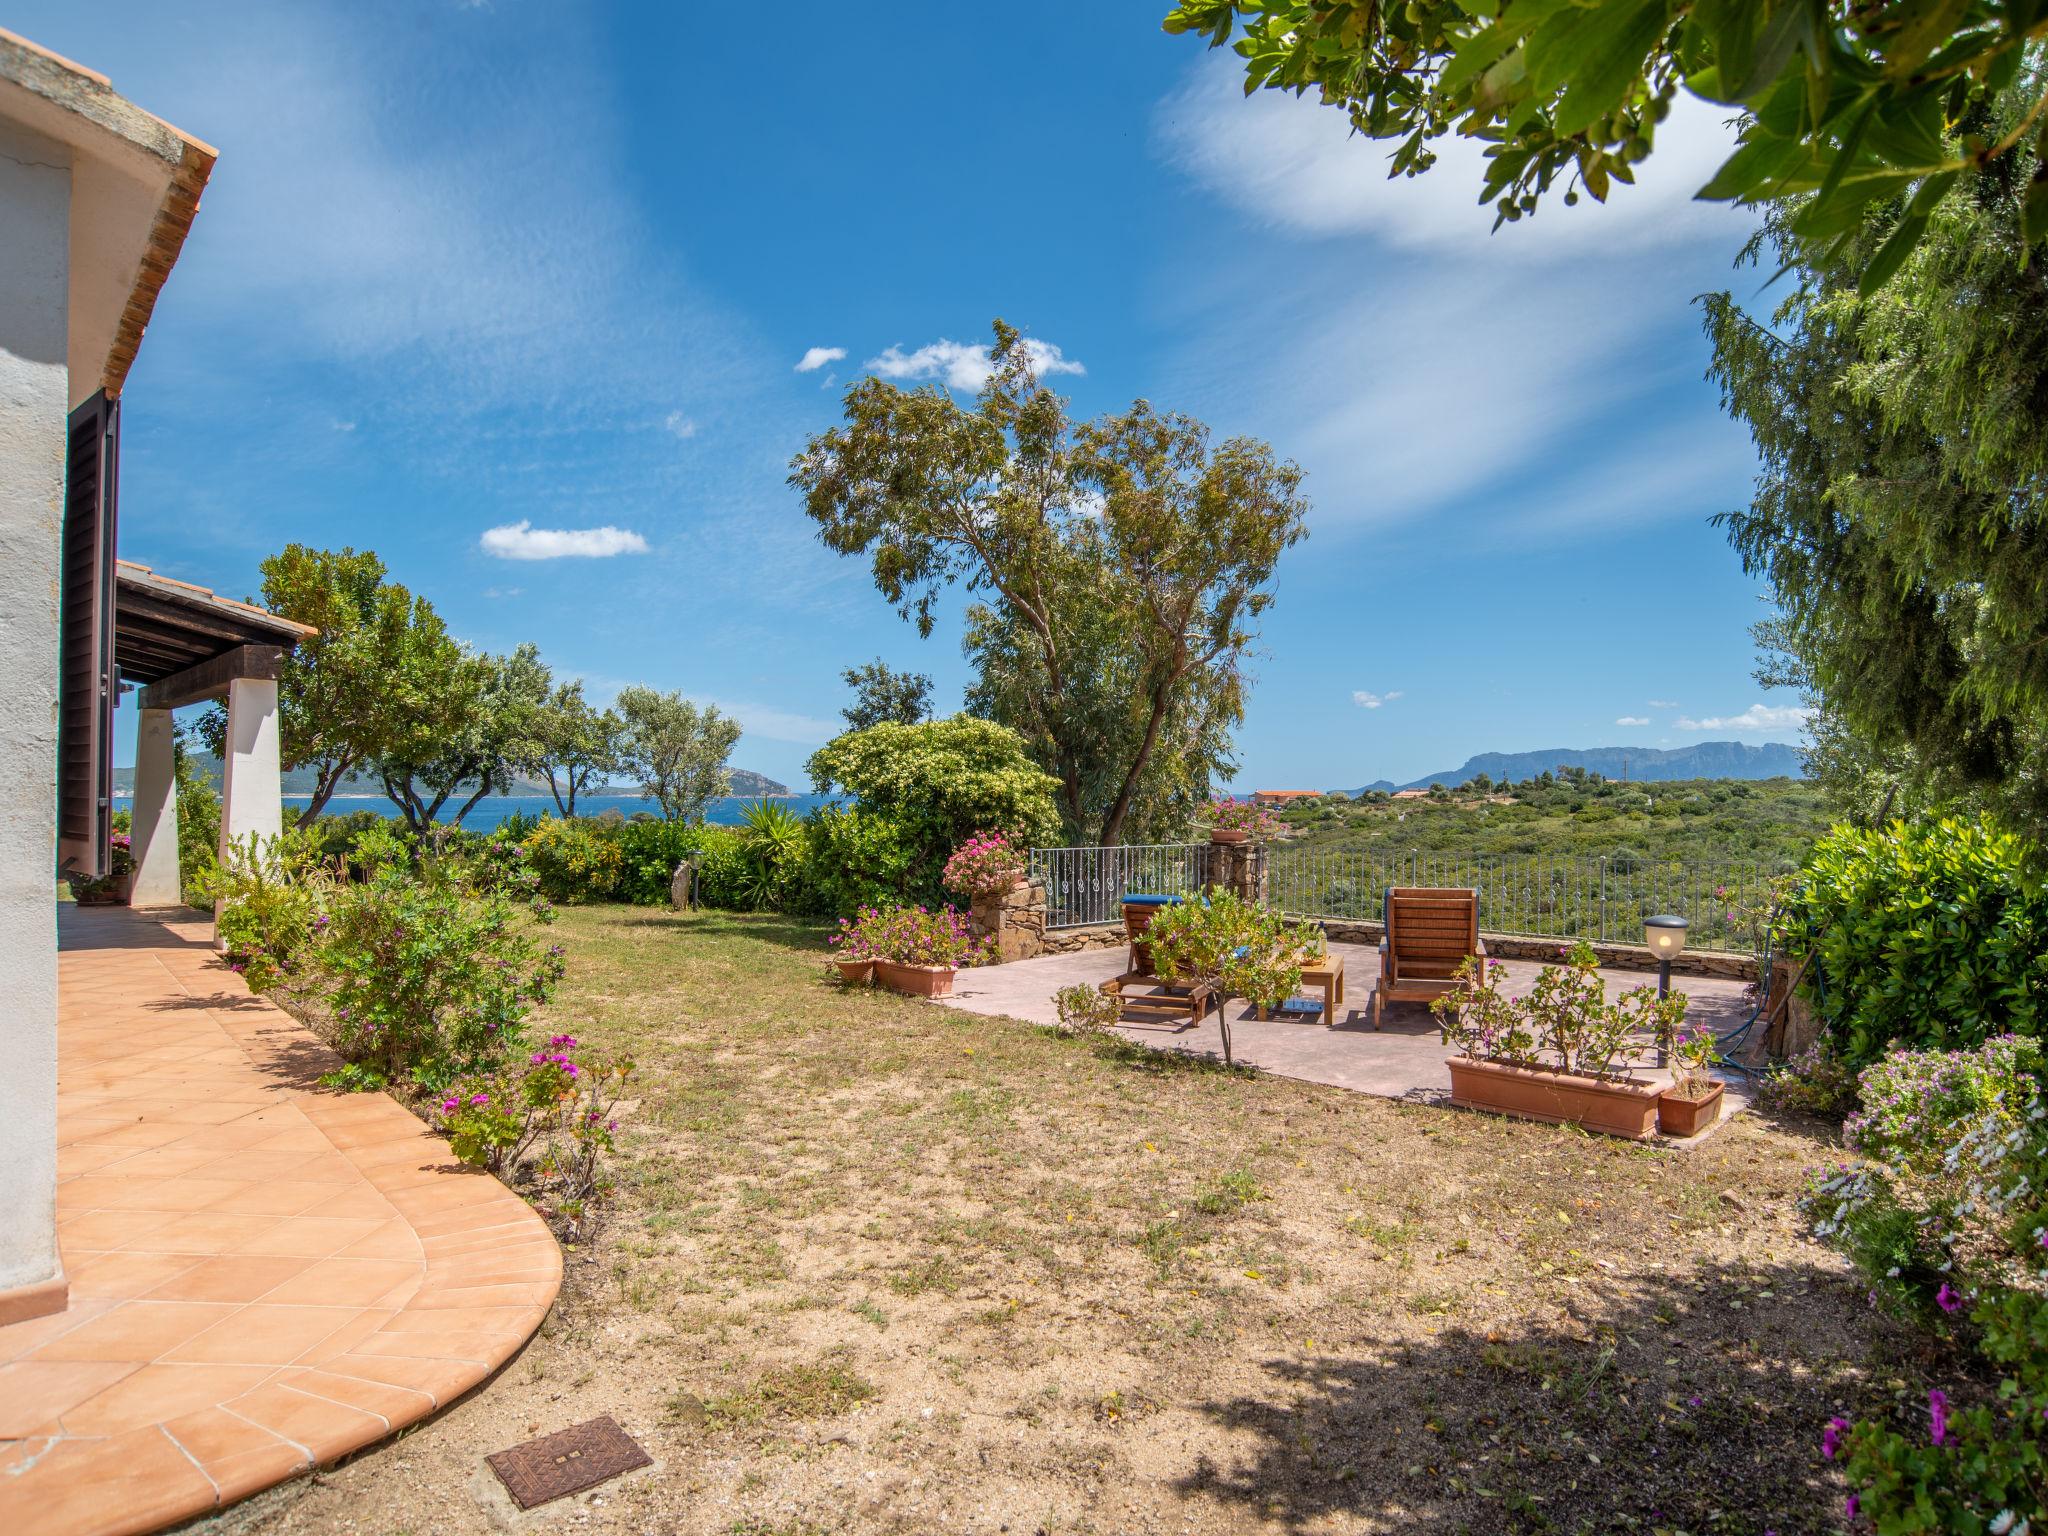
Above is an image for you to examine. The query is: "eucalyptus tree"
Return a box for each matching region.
[790,321,1307,846]
[1168,0,2048,290]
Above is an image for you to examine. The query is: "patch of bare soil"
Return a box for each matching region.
[190,908,1905,1536]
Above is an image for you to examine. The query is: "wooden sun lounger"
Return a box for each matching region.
[1099,971,1217,1028]
[1374,886,1484,1029]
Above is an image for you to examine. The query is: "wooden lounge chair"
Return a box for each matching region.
[1374,886,1484,1029]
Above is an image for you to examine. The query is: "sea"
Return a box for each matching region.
[112,792,835,834]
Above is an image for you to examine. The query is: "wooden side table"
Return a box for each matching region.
[1255,953,1346,1023]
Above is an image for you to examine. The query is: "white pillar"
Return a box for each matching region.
[129,707,181,906]
[219,677,283,866]
[0,121,71,1318]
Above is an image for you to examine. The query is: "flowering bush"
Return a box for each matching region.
[322,860,565,1087]
[66,829,134,903]
[1202,797,1280,839]
[1433,940,1686,1081]
[439,1032,633,1236]
[1756,1033,1864,1118]
[942,831,1027,898]
[1803,1037,2048,1531]
[831,903,990,968]
[1054,982,1122,1037]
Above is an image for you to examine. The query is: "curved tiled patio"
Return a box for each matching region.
[0,908,562,1536]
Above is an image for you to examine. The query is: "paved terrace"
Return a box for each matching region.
[0,908,560,1536]
[941,941,1758,1121]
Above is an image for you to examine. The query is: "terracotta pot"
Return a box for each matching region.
[834,958,874,987]
[1208,828,1249,845]
[874,959,958,998]
[1446,1056,1663,1140]
[1657,1080,1725,1138]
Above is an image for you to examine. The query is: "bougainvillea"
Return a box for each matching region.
[831,903,991,968]
[941,830,1027,898]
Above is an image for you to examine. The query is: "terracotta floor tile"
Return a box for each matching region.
[0,1423,218,1536]
[195,1179,349,1218]
[162,1404,311,1502]
[165,1303,364,1366]
[144,1255,316,1304]
[66,1174,254,1214]
[221,1378,389,1463]
[64,1250,203,1302]
[283,1365,432,1424]
[128,1211,288,1256]
[57,1207,183,1251]
[237,1216,389,1259]
[334,1219,425,1261]
[315,1349,478,1406]
[26,1300,239,1363]
[0,1358,139,1436]
[294,1185,399,1221]
[58,1360,278,1435]
[256,1257,423,1308]
[406,1280,557,1310]
[293,1307,399,1365]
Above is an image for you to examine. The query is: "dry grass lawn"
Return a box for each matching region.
[205,906,1913,1536]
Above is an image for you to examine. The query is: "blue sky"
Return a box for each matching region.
[24,0,1805,792]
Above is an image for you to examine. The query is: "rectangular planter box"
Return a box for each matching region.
[874,959,957,999]
[1657,1080,1725,1138]
[1447,1056,1663,1141]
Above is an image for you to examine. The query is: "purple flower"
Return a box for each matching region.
[1936,1283,1962,1314]
[1928,1389,1949,1447]
[1822,1416,1849,1460]
[1846,1494,1859,1521]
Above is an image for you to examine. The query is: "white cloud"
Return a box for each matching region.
[795,346,847,373]
[331,419,357,432]
[482,585,523,599]
[1648,699,1680,708]
[1353,689,1403,709]
[865,337,1084,392]
[1156,53,1749,257]
[1674,703,1813,732]
[663,411,698,439]
[1615,715,1649,726]
[480,520,651,560]
[712,700,840,746]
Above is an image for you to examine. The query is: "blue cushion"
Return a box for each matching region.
[1122,894,1179,907]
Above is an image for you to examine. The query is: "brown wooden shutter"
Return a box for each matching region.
[58,391,119,878]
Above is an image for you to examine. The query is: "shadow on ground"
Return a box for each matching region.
[1177,1258,1879,1534]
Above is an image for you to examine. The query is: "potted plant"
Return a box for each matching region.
[67,830,134,906]
[837,904,991,998]
[942,831,1028,899]
[1146,888,1306,1064]
[1432,941,1682,1140]
[1657,1018,1725,1136]
[1202,797,1279,846]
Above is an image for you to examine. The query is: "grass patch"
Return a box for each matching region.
[703,1361,880,1429]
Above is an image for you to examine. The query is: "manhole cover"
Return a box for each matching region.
[486,1415,652,1509]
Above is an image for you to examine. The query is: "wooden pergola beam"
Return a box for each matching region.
[136,643,284,712]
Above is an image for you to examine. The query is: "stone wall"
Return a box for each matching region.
[971,880,1049,964]
[1310,918,1757,981]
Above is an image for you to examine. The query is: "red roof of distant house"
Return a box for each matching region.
[1251,790,1321,805]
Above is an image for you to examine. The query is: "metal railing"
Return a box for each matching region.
[1266,848,1770,952]
[1032,842,1772,952]
[1030,844,1215,930]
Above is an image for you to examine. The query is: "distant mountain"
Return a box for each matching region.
[1348,741,1805,794]
[115,753,791,800]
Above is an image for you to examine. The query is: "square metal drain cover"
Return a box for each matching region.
[487,1415,652,1509]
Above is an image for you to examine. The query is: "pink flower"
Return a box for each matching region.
[1928,1389,1949,1447]
[1822,1416,1849,1460]
[1936,1283,1962,1314]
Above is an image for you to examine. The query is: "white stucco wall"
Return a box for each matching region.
[0,118,70,1296]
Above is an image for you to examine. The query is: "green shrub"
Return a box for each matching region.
[612,817,699,905]
[796,806,921,916]
[521,815,626,902]
[321,859,564,1088]
[198,830,328,991]
[1781,819,2048,1066]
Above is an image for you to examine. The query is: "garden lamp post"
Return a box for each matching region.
[1644,915,1688,1066]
